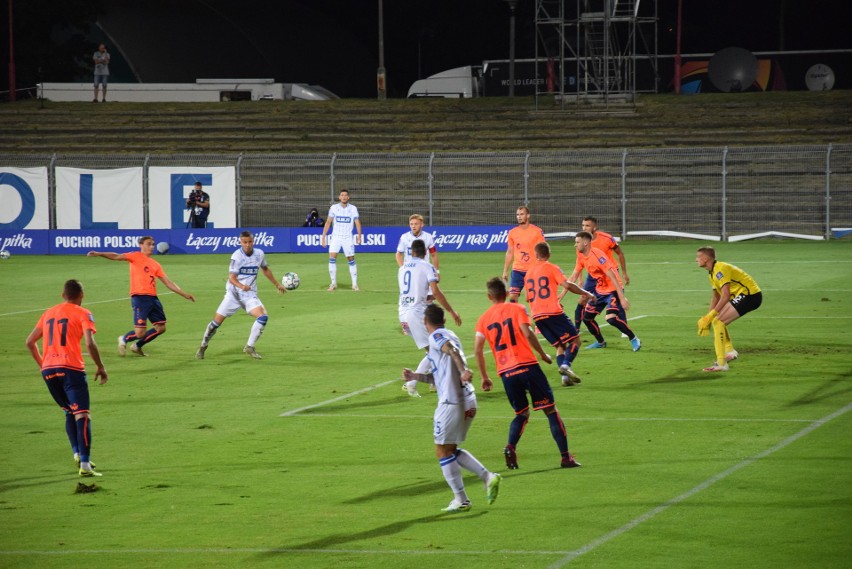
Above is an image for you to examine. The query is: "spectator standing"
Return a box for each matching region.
[93,43,110,103]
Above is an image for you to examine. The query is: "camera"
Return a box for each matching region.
[186,190,203,207]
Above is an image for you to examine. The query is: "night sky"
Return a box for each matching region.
[3,0,851,98]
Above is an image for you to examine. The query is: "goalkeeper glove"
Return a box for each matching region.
[697,310,717,336]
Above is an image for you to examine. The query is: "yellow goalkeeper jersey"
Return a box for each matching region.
[708,261,761,299]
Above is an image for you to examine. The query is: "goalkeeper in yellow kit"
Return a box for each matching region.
[695,247,762,372]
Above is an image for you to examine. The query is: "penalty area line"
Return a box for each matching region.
[547,401,852,568]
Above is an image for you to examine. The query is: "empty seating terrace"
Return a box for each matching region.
[1,91,851,155]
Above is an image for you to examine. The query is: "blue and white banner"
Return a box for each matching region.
[56,167,144,229]
[0,167,50,230]
[148,167,236,229]
[0,225,515,255]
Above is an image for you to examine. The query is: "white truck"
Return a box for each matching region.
[406,66,482,98]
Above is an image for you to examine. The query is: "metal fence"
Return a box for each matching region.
[4,144,850,239]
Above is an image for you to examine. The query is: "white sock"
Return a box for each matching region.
[439,454,468,503]
[455,449,489,482]
[248,316,267,346]
[201,320,220,346]
[348,259,357,287]
[328,258,337,284]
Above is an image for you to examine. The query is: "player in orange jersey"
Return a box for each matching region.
[474,277,581,470]
[525,242,595,386]
[574,231,640,351]
[88,236,195,356]
[568,216,629,331]
[501,206,546,303]
[25,279,108,477]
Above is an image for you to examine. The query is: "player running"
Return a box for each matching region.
[195,230,288,360]
[525,242,595,386]
[568,216,629,331]
[321,189,362,291]
[403,304,502,513]
[574,231,640,351]
[502,206,546,303]
[474,277,581,470]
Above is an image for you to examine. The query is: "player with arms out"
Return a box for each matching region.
[695,246,762,372]
[321,189,362,291]
[88,236,195,357]
[25,279,108,477]
[474,277,581,470]
[568,216,629,331]
[196,230,288,360]
[502,206,546,303]
[403,304,502,512]
[399,239,461,397]
[396,214,440,278]
[574,231,640,352]
[525,242,595,386]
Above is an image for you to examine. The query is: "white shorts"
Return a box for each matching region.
[434,401,473,445]
[328,235,355,257]
[400,309,429,349]
[215,289,264,318]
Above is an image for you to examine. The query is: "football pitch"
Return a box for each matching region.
[0,239,850,569]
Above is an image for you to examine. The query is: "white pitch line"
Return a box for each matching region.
[0,293,176,317]
[547,401,852,568]
[279,313,644,417]
[2,406,846,561]
[279,379,401,417]
[279,414,816,423]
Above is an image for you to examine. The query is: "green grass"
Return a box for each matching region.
[0,239,850,568]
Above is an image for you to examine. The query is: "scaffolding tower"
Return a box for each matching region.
[535,0,659,109]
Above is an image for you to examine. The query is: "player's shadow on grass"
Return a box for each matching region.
[646,368,722,383]
[258,510,487,557]
[343,466,552,505]
[787,372,852,407]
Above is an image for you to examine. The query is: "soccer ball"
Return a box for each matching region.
[0,250,10,260]
[156,242,169,254]
[281,272,300,290]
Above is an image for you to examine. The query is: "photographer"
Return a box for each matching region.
[186,182,210,228]
[303,207,324,227]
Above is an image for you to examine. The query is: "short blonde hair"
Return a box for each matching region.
[409,214,424,223]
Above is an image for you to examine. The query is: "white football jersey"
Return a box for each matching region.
[396,230,437,262]
[425,327,475,406]
[327,203,359,239]
[398,258,437,317]
[226,247,267,293]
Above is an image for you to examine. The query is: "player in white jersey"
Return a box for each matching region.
[320,189,362,291]
[195,231,288,360]
[400,239,462,397]
[402,304,502,512]
[396,214,440,279]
